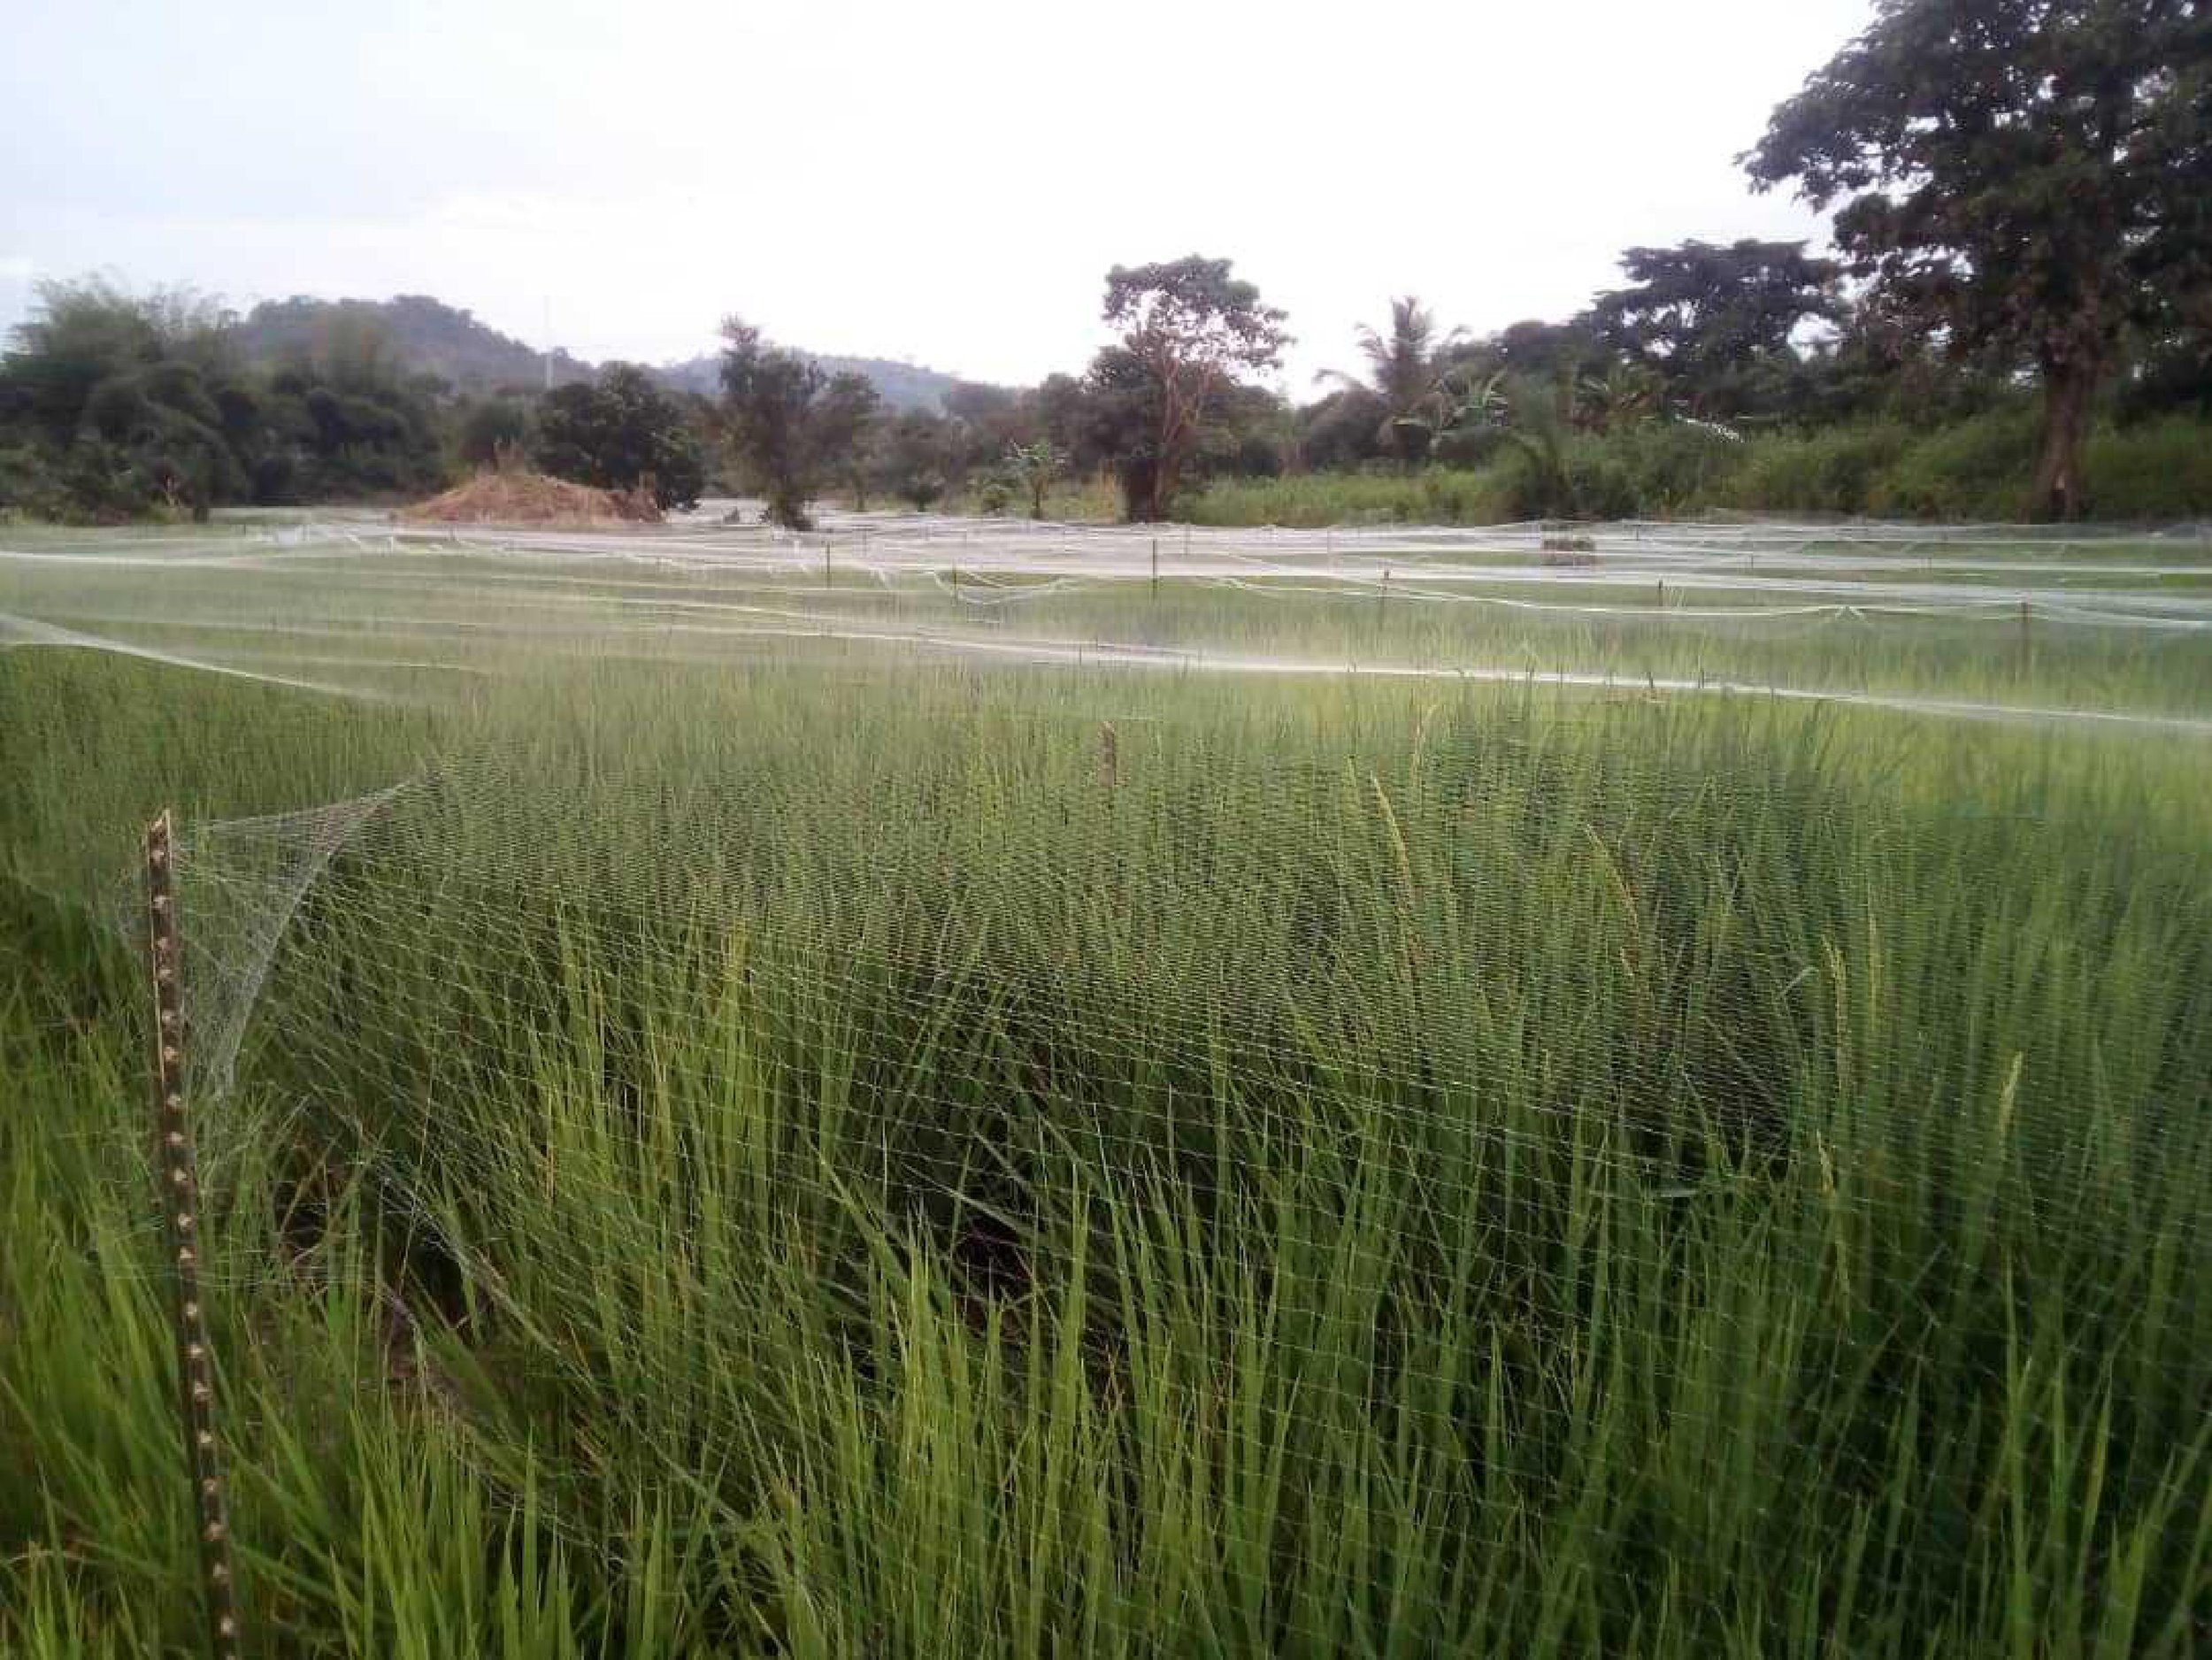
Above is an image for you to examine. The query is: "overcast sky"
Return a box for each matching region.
[1,0,1875,389]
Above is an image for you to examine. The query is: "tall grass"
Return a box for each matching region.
[1187,411,2212,526]
[4,644,2211,1655]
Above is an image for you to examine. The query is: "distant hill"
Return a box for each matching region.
[651,351,969,412]
[231,295,596,392]
[231,294,986,411]
[651,350,969,411]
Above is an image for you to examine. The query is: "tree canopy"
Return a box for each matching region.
[1090,256,1290,519]
[1317,297,1468,467]
[718,319,883,528]
[535,364,706,510]
[1746,0,2212,517]
[1590,240,1842,419]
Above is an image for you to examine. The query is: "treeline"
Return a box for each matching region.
[0,281,719,521]
[0,284,456,519]
[858,0,2212,528]
[5,0,2208,527]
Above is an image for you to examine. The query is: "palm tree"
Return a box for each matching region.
[1571,361,1663,434]
[1317,297,1468,468]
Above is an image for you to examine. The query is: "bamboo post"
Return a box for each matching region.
[1100,722,1119,793]
[1150,536,1159,602]
[143,811,242,1660]
[824,537,833,590]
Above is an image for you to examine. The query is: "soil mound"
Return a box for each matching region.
[401,470,661,526]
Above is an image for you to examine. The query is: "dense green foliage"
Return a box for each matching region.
[1746,0,2212,518]
[536,365,707,510]
[0,281,448,519]
[716,319,885,530]
[1192,408,2212,526]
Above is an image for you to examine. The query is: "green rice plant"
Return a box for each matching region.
[4,573,2211,1655]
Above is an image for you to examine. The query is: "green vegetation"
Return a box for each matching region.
[535,365,707,511]
[8,5,2209,529]
[717,321,884,529]
[3,514,2211,1653]
[1191,412,2212,527]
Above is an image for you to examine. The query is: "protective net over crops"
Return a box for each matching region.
[7,511,2210,726]
[6,511,2212,1654]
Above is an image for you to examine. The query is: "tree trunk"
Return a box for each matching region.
[2032,354,2099,522]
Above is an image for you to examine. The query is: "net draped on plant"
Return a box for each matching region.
[5,511,2211,1653]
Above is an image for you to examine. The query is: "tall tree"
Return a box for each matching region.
[1746,0,2212,519]
[1589,239,1842,419]
[814,371,883,511]
[717,319,879,528]
[1317,296,1468,466]
[1090,256,1289,520]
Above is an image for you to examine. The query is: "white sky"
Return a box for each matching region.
[0,0,1875,391]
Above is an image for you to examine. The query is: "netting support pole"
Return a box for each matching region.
[142,810,243,1660]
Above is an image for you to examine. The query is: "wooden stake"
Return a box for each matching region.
[1100,722,1119,793]
[143,811,242,1660]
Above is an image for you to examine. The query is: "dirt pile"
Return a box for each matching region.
[400,470,662,526]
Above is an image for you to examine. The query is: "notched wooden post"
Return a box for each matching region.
[144,811,243,1660]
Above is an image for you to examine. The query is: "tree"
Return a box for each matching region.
[1090,256,1290,520]
[0,280,256,518]
[717,319,880,528]
[1002,439,1060,519]
[877,411,961,510]
[535,363,705,510]
[815,372,883,511]
[1589,239,1842,419]
[1571,360,1665,434]
[1746,0,2212,519]
[1317,296,1467,466]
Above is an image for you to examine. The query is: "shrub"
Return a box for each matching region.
[1720,425,1914,516]
[1868,409,2041,519]
[2081,417,2212,519]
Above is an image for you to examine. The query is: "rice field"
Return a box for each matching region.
[3,511,2210,1656]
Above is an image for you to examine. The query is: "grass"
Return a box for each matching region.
[3,528,2211,1655]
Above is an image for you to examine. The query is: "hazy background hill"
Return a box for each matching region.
[229,294,979,410]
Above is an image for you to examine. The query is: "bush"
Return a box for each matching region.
[1867,409,2041,519]
[2082,417,2212,519]
[1185,467,1518,527]
[1716,425,1909,516]
[1103,409,2212,528]
[0,443,73,520]
[1601,421,1753,513]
